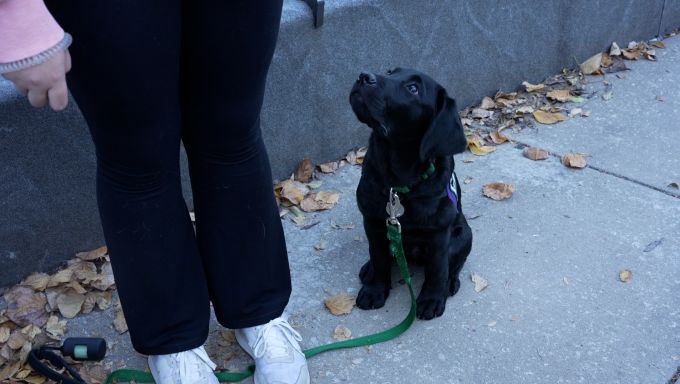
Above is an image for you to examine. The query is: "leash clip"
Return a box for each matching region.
[386,188,404,229]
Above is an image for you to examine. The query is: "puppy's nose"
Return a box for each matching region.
[359,72,377,85]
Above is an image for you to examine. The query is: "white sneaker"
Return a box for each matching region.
[235,316,310,384]
[148,345,219,384]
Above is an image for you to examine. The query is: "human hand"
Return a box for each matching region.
[3,48,71,111]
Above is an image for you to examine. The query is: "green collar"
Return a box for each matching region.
[391,161,436,194]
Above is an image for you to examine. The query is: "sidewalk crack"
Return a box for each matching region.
[509,140,680,200]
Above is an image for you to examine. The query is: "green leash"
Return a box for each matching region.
[105,201,415,383]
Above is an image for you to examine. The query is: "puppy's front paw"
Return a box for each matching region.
[416,294,447,320]
[448,277,461,296]
[356,284,389,309]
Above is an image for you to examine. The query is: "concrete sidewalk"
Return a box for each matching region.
[6,35,679,384]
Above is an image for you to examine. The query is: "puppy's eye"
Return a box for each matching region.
[406,84,419,95]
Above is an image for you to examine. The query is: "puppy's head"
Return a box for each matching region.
[349,67,467,161]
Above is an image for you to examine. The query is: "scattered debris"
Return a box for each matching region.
[471,273,489,293]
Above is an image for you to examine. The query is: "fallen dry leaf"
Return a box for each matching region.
[0,360,21,381]
[7,329,27,350]
[300,191,341,212]
[56,289,86,319]
[515,105,535,114]
[330,219,355,230]
[482,183,515,201]
[622,48,641,60]
[561,153,587,169]
[324,293,355,316]
[471,272,488,293]
[294,158,314,183]
[67,259,98,285]
[90,261,115,291]
[20,324,41,340]
[652,41,666,48]
[95,291,113,311]
[656,95,667,102]
[569,108,583,117]
[47,268,74,288]
[467,135,496,156]
[533,110,567,124]
[355,147,368,164]
[471,108,493,119]
[479,96,497,109]
[601,91,613,101]
[76,246,108,261]
[463,176,474,184]
[113,300,128,334]
[0,327,9,344]
[619,270,632,283]
[333,325,352,341]
[546,89,571,102]
[318,161,339,173]
[277,179,310,206]
[523,147,550,161]
[610,42,622,56]
[522,81,545,92]
[489,131,509,145]
[20,273,50,292]
[45,315,67,341]
[580,52,603,74]
[3,286,48,328]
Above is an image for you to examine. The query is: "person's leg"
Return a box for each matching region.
[45,1,212,356]
[179,0,291,329]
[180,2,309,382]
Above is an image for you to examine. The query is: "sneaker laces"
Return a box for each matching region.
[252,318,303,359]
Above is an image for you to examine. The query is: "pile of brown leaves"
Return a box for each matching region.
[275,148,366,226]
[0,246,119,383]
[460,38,667,171]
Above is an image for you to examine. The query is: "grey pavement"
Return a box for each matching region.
[6,29,680,384]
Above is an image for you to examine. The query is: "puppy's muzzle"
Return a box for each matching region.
[358,72,377,86]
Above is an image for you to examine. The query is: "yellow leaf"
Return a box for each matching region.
[533,110,568,124]
[547,89,571,102]
[324,293,355,316]
[561,153,587,169]
[482,183,515,201]
[522,81,545,92]
[467,135,497,156]
[652,41,665,48]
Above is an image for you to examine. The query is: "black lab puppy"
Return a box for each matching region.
[349,67,473,320]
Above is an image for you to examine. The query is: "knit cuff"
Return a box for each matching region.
[0,32,72,74]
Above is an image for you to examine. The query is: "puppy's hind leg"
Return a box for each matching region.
[356,217,392,310]
[448,221,473,296]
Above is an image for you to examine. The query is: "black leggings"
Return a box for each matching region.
[46,0,290,355]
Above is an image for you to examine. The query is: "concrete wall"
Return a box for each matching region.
[1,0,678,287]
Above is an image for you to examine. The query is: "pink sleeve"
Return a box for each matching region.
[0,0,64,63]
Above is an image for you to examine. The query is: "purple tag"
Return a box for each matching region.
[447,172,459,213]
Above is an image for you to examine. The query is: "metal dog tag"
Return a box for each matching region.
[386,192,405,218]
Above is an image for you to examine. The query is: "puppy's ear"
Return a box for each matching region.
[419,89,468,161]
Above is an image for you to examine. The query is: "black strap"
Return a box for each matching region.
[27,348,87,384]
